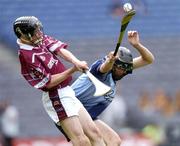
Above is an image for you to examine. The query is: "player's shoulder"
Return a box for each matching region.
[18,49,31,56]
[18,48,36,64]
[91,58,105,67]
[90,57,105,71]
[90,57,107,77]
[43,35,66,47]
[19,46,36,54]
[43,35,52,40]
[43,34,60,42]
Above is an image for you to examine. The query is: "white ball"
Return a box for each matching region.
[123,3,132,12]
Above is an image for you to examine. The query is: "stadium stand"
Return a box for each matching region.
[0,0,180,48]
[0,0,180,141]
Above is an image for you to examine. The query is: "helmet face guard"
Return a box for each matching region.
[13,16,43,45]
[112,46,133,80]
[114,59,133,73]
[31,26,44,45]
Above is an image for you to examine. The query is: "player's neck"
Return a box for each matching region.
[20,38,35,46]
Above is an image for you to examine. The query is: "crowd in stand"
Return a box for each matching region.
[136,88,180,146]
[138,88,180,118]
[100,88,180,146]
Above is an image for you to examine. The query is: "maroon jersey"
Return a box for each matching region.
[17,35,72,91]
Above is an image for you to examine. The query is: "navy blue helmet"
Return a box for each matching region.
[13,16,43,39]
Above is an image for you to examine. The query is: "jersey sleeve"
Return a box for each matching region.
[44,35,68,54]
[20,53,51,91]
[90,58,109,81]
[27,64,51,90]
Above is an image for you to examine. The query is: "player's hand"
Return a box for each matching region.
[128,30,140,47]
[74,60,89,72]
[107,51,118,63]
[71,65,79,72]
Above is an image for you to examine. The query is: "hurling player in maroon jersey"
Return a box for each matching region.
[13,16,106,146]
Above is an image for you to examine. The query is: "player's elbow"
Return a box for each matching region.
[46,81,56,89]
[144,53,155,65]
[147,54,155,64]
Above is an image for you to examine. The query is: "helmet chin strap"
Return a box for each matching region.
[28,31,43,45]
[33,38,43,45]
[20,33,42,46]
[20,37,33,45]
[18,30,32,45]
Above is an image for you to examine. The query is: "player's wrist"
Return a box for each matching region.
[132,42,141,48]
[106,58,115,64]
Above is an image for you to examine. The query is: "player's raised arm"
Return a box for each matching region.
[99,51,118,73]
[128,30,155,69]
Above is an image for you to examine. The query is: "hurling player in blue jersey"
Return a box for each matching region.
[70,30,155,146]
[55,30,154,145]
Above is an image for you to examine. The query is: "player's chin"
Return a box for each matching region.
[112,73,124,81]
[33,38,43,45]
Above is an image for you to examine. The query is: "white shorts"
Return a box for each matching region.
[42,86,82,124]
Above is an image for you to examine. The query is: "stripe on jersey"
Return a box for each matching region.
[34,74,50,89]
[49,41,64,52]
[49,90,67,121]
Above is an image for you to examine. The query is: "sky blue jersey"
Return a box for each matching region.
[71,58,116,120]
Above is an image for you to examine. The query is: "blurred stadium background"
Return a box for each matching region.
[0,0,180,146]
